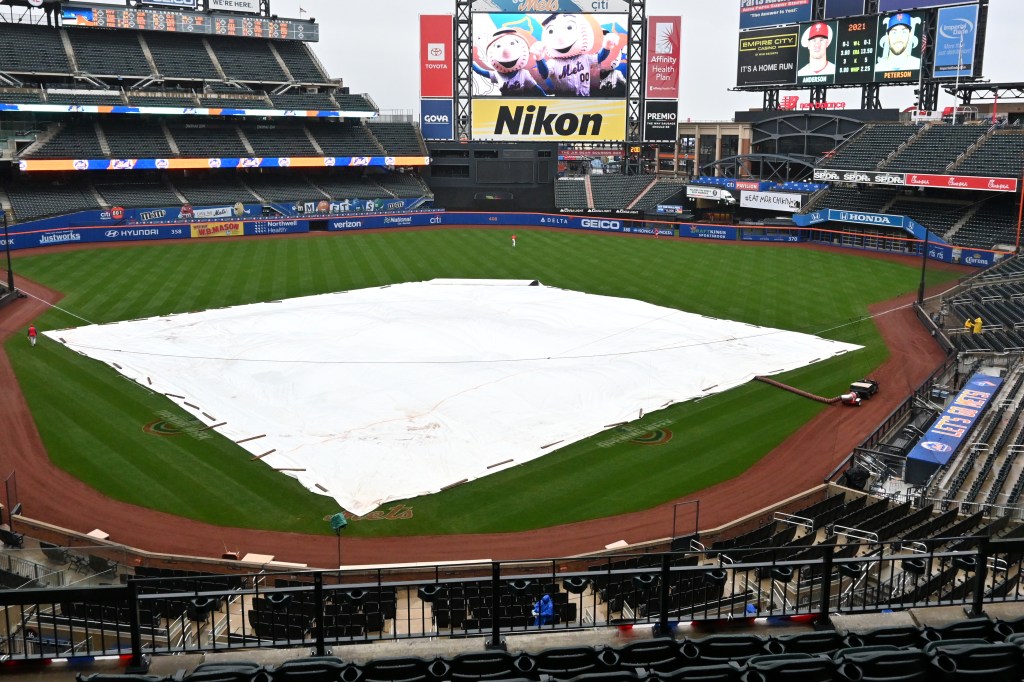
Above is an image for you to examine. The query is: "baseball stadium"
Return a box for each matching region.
[2,0,1024,678]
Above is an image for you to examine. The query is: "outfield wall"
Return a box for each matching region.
[1,209,1005,267]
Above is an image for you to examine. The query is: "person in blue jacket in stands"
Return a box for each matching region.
[533,593,554,626]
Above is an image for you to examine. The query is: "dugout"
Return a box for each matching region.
[424,141,557,212]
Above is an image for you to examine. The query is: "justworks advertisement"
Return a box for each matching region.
[471,99,626,142]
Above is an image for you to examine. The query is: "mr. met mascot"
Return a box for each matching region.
[531,13,619,97]
[473,28,546,96]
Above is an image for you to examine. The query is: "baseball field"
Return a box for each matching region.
[4,228,962,541]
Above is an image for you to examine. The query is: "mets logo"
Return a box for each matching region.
[143,420,184,437]
[629,429,674,446]
[920,441,952,453]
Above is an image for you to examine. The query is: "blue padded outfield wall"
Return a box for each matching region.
[0,208,1003,267]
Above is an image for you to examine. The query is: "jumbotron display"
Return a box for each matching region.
[61,3,319,41]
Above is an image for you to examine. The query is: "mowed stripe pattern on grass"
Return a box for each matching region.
[6,230,958,536]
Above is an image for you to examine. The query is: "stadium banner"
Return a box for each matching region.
[328,213,629,233]
[826,209,906,229]
[686,186,726,200]
[813,168,906,185]
[271,198,426,216]
[471,1,630,10]
[18,156,432,172]
[244,220,310,236]
[677,224,738,241]
[933,4,979,79]
[421,15,454,98]
[643,100,678,142]
[141,0,198,8]
[471,99,627,142]
[0,103,375,118]
[905,173,1018,192]
[694,177,768,191]
[739,191,803,212]
[823,0,865,19]
[624,225,674,236]
[646,16,680,99]
[471,13,628,99]
[6,204,259,233]
[207,0,259,13]
[420,99,455,139]
[739,0,812,31]
[191,222,244,239]
[736,25,799,87]
[906,373,1003,471]
[1,224,190,251]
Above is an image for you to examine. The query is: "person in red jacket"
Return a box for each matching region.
[511,234,517,248]
[27,323,37,347]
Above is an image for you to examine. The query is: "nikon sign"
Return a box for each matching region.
[472,99,627,142]
[644,100,678,142]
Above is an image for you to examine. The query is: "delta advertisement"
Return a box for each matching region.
[740,191,803,212]
[18,155,431,172]
[471,98,627,141]
[0,102,376,119]
[471,13,628,99]
[646,16,681,99]
[739,0,812,31]
[420,99,455,140]
[933,4,979,79]
[421,15,454,98]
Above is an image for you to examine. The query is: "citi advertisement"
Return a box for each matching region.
[737,25,799,87]
[646,16,680,99]
[421,15,454,98]
[472,99,627,142]
[644,100,677,142]
[739,0,812,31]
[420,99,455,140]
[933,4,978,79]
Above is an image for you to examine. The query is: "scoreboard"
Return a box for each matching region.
[834,18,877,83]
[62,4,319,42]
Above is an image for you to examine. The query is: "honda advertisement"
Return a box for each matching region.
[420,15,454,98]
[644,100,678,142]
[933,4,979,79]
[420,99,454,140]
[646,16,680,99]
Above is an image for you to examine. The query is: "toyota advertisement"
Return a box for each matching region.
[421,15,454,98]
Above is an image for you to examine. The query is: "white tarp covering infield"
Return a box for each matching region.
[47,280,860,515]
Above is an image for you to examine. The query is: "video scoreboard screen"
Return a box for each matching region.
[62,4,319,41]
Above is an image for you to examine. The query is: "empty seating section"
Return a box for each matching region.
[242,124,318,157]
[957,130,1024,177]
[311,124,384,156]
[46,91,125,106]
[145,33,220,80]
[100,119,173,158]
[314,175,390,200]
[208,36,287,83]
[332,94,377,112]
[366,122,424,156]
[590,175,652,210]
[128,92,200,108]
[633,178,686,211]
[0,23,70,74]
[272,42,328,82]
[198,95,269,109]
[66,28,151,77]
[244,175,326,202]
[168,123,249,157]
[887,199,968,237]
[8,182,100,221]
[374,172,428,198]
[95,182,181,208]
[175,177,259,205]
[555,178,588,209]
[812,186,897,213]
[884,124,987,173]
[953,198,1019,249]
[27,122,104,158]
[819,123,918,170]
[0,88,43,103]
[269,92,337,111]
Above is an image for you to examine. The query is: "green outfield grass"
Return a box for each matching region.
[6,230,960,537]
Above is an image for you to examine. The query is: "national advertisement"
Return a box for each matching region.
[421,15,454,98]
[471,99,627,142]
[420,99,455,140]
[736,25,799,87]
[739,0,812,31]
[646,16,680,99]
[740,191,803,212]
[933,4,979,79]
[643,100,677,142]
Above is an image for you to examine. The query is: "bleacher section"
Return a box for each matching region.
[633,178,687,211]
[8,182,100,221]
[242,123,319,157]
[94,181,181,209]
[0,23,70,74]
[956,129,1024,177]
[175,177,260,205]
[884,123,988,173]
[818,123,918,170]
[164,123,249,157]
[811,186,897,213]
[100,118,174,158]
[555,178,589,210]
[375,173,429,198]
[65,28,151,77]
[887,198,969,237]
[26,121,105,159]
[952,197,1019,249]
[269,92,337,111]
[244,175,327,203]
[45,91,125,106]
[144,32,221,80]
[312,124,385,156]
[207,36,288,83]
[366,122,425,156]
[590,175,653,211]
[272,42,329,83]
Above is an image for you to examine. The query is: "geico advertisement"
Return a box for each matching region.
[472,99,626,141]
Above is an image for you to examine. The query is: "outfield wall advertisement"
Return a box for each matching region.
[471,99,627,141]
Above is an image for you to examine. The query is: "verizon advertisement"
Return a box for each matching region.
[740,191,803,212]
[644,100,677,142]
[207,0,259,13]
[420,15,454,98]
[646,16,680,99]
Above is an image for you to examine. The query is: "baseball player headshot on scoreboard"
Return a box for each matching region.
[875,13,921,72]
[797,22,836,79]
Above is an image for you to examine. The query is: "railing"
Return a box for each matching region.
[2,537,1023,665]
